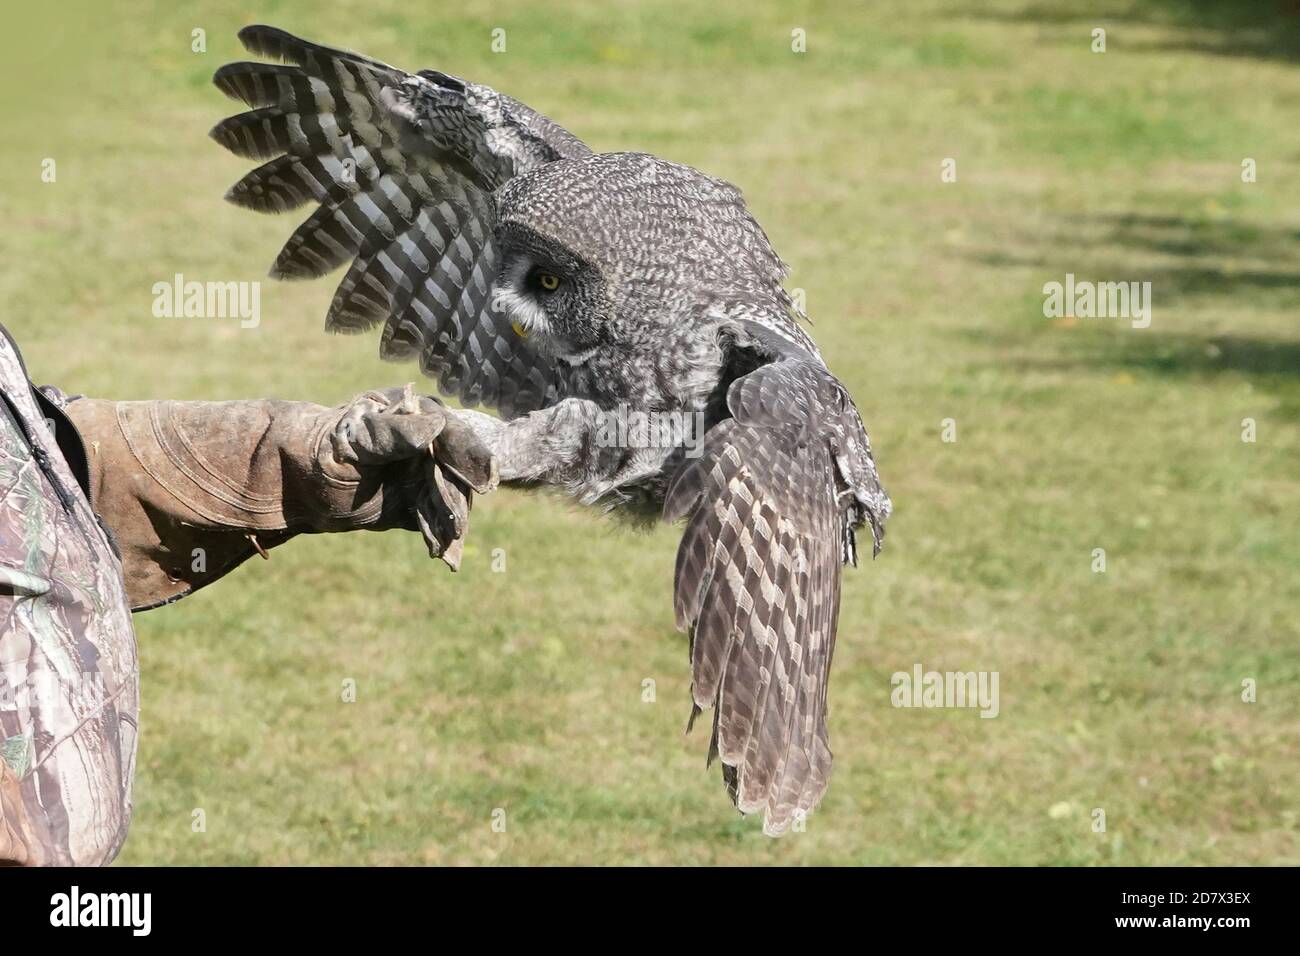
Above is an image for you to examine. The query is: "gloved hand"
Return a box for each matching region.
[308,384,498,560]
[63,385,497,610]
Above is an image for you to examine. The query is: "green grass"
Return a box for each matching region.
[1,0,1296,864]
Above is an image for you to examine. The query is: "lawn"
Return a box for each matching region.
[0,0,1295,864]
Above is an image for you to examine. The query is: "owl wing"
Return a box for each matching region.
[664,322,890,835]
[211,25,591,419]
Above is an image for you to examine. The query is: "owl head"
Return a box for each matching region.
[488,152,789,361]
[488,217,611,362]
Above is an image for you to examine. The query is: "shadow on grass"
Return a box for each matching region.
[973,326,1300,380]
[1081,332,1300,378]
[1085,214,1300,264]
[974,0,1300,65]
[964,325,1300,422]
[963,208,1300,407]
[970,212,1300,309]
[971,258,1300,303]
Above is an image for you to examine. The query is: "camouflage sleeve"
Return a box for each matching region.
[0,326,138,866]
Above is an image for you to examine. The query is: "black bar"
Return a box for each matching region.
[2,866,1282,940]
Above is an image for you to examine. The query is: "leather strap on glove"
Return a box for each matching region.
[63,385,496,610]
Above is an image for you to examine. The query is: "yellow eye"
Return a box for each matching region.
[538,273,560,292]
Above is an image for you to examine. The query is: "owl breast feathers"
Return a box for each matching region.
[211,24,890,835]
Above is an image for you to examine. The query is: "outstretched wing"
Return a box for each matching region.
[664,326,890,835]
[211,25,590,418]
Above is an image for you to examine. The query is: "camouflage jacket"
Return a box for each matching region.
[0,322,138,866]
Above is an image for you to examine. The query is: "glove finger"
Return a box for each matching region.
[413,460,472,569]
[433,414,498,494]
[332,385,448,464]
[346,405,448,465]
[330,395,387,464]
[413,495,446,563]
[436,467,474,573]
[440,535,465,572]
[432,459,471,540]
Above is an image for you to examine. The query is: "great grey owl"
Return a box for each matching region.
[211,24,891,835]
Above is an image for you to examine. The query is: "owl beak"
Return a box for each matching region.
[511,320,529,339]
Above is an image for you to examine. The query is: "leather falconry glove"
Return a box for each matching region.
[58,384,497,610]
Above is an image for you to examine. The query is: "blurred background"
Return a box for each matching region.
[0,0,1295,864]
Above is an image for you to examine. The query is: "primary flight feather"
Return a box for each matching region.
[211,24,891,835]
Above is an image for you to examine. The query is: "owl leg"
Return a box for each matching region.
[454,400,645,497]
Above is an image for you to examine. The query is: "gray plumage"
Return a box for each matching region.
[211,24,891,835]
